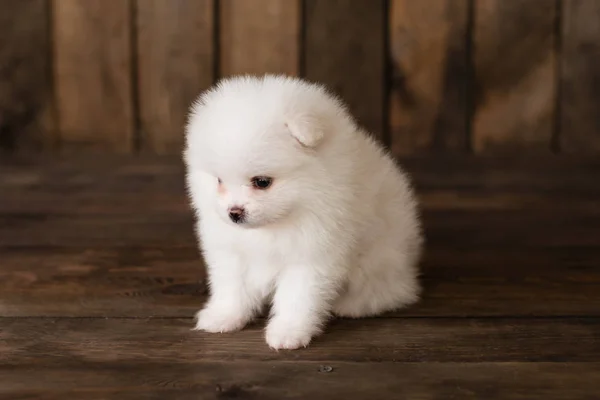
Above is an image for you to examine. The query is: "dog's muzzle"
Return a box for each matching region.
[228,207,245,223]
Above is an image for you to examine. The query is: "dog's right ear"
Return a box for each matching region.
[285,115,325,149]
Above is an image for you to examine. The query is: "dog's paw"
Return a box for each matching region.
[265,319,314,350]
[193,305,250,333]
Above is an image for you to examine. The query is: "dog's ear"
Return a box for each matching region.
[285,115,325,148]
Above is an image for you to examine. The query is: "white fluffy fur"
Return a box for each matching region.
[183,74,423,350]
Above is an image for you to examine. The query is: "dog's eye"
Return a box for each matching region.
[217,177,222,184]
[251,176,273,190]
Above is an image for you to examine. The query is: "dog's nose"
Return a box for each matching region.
[228,207,245,223]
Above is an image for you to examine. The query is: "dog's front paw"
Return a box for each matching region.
[265,319,314,350]
[193,304,250,333]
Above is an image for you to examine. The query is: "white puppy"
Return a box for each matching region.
[184,74,423,350]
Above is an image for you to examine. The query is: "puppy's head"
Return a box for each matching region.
[184,75,352,229]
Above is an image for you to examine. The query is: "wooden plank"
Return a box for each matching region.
[52,0,133,152]
[2,317,599,362]
[136,0,214,154]
[305,0,386,138]
[0,246,598,318]
[0,156,599,318]
[472,0,557,153]
[0,214,196,247]
[0,0,54,153]
[1,362,599,400]
[220,0,300,77]
[561,0,600,153]
[3,155,600,196]
[2,156,600,215]
[2,188,599,216]
[1,206,599,248]
[0,246,205,317]
[389,0,469,155]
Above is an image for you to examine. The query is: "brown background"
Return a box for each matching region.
[2,1,600,398]
[2,0,599,157]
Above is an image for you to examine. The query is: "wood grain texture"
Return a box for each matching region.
[305,0,386,138]
[2,363,599,400]
[473,0,557,153]
[3,154,600,195]
[1,157,599,318]
[0,0,54,153]
[136,0,214,154]
[561,0,600,153]
[53,0,133,152]
[389,0,469,155]
[2,202,599,248]
[2,317,599,362]
[2,181,599,215]
[220,0,300,77]
[1,245,599,318]
[1,156,600,398]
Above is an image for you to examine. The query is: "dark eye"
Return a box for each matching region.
[217,177,222,184]
[251,176,273,190]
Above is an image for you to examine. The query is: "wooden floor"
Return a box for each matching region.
[1,155,599,399]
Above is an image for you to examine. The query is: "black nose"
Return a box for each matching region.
[228,207,245,223]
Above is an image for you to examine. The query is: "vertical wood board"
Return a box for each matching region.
[389,0,469,155]
[53,0,134,152]
[305,0,386,139]
[560,0,600,153]
[220,0,300,77]
[137,0,214,154]
[472,0,556,153]
[0,0,54,153]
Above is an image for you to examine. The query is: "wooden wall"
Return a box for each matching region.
[1,0,599,156]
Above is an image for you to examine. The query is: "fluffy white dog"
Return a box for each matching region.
[184,74,423,350]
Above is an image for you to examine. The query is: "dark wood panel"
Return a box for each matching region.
[389,0,469,155]
[7,155,600,218]
[1,157,599,249]
[2,188,599,216]
[0,246,598,318]
[1,207,599,247]
[220,0,300,77]
[1,362,599,400]
[53,0,133,152]
[0,0,54,153]
[2,317,599,362]
[473,0,556,153]
[0,153,598,398]
[136,0,214,154]
[3,155,600,195]
[2,155,600,214]
[0,246,205,317]
[305,0,386,139]
[0,156,599,318]
[401,155,600,196]
[0,214,195,247]
[561,0,600,153]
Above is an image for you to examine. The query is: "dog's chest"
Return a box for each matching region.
[235,228,304,268]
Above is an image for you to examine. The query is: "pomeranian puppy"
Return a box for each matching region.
[184,75,423,350]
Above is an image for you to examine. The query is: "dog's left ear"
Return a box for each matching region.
[285,115,325,148]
